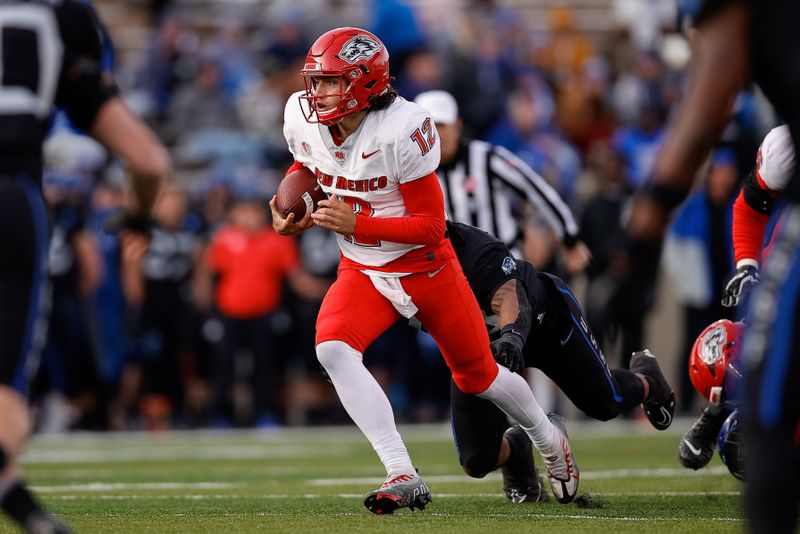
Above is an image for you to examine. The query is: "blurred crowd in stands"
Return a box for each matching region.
[37,0,777,431]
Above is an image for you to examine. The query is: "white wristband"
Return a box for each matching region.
[736,258,759,270]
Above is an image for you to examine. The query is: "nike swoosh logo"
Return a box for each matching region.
[657,406,672,427]
[427,266,444,278]
[560,329,573,346]
[361,149,380,159]
[683,439,703,456]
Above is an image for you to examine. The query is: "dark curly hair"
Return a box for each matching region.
[369,87,398,111]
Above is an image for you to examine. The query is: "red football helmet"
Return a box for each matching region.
[689,319,745,406]
[298,27,391,126]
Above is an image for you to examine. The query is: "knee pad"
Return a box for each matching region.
[316,340,361,376]
[583,401,622,422]
[460,452,498,478]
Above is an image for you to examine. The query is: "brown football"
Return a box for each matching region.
[275,166,327,220]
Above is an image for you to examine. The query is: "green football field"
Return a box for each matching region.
[4,419,743,533]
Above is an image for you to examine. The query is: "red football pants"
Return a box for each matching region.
[316,253,498,394]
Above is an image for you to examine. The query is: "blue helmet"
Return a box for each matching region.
[718,410,745,481]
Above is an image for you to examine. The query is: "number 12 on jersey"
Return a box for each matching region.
[341,196,380,247]
[410,118,436,156]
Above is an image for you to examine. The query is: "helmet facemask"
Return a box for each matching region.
[299,66,366,126]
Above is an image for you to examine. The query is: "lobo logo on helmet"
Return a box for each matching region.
[700,325,727,366]
[338,36,381,64]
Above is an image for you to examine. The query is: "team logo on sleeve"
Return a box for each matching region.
[501,256,517,275]
[301,141,312,156]
[338,36,381,64]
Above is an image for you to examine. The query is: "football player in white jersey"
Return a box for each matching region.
[270,27,580,513]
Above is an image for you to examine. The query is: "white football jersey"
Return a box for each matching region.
[756,124,795,192]
[283,92,442,267]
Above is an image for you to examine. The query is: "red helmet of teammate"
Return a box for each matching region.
[689,319,745,406]
[298,27,391,126]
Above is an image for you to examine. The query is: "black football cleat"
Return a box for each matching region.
[679,406,728,470]
[630,349,676,430]
[501,425,547,503]
[363,471,432,515]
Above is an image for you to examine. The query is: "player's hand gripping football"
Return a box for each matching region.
[721,263,760,307]
[490,330,525,374]
[311,194,356,235]
[269,195,313,236]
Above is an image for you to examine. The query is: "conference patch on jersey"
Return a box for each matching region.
[338,36,380,64]
[501,256,516,275]
[699,325,726,366]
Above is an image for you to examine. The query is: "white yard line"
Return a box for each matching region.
[35,489,743,522]
[24,418,699,452]
[307,466,729,485]
[21,444,351,464]
[32,482,242,492]
[41,491,741,500]
[27,466,730,494]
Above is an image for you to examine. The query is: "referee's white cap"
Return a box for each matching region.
[414,90,459,125]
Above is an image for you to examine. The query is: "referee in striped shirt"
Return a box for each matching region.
[415,90,590,272]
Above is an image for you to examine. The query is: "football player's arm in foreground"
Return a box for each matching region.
[488,279,532,374]
[60,1,169,235]
[628,1,750,240]
[90,99,170,222]
[312,172,446,244]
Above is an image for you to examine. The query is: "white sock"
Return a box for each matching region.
[476,364,559,454]
[316,340,414,477]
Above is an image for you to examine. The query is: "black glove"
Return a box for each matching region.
[104,209,154,238]
[490,329,525,374]
[721,264,760,308]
